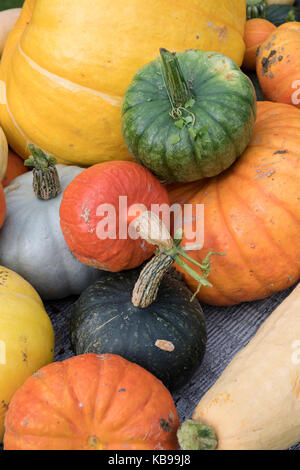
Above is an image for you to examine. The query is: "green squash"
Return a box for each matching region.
[266,4,300,25]
[247,0,267,19]
[70,269,207,391]
[122,49,256,183]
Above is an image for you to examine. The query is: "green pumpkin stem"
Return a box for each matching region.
[177,420,218,451]
[160,48,191,112]
[131,211,224,308]
[25,144,62,200]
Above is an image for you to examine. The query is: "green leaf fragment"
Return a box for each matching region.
[175,119,185,129]
[185,98,195,109]
[169,134,181,145]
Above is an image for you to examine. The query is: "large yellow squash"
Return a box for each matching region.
[0,266,54,441]
[0,0,246,166]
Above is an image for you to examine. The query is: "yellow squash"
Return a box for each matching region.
[0,127,8,181]
[0,0,246,166]
[0,266,54,441]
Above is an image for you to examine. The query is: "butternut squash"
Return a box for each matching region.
[178,284,300,450]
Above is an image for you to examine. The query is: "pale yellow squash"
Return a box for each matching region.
[0,0,246,166]
[178,284,300,450]
[0,8,21,56]
[0,127,8,181]
[0,266,54,441]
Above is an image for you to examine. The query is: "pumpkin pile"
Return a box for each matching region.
[0,0,299,452]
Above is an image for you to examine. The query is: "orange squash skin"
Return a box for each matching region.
[60,161,170,272]
[0,183,6,228]
[4,354,179,450]
[168,102,300,306]
[243,19,276,71]
[2,149,29,187]
[257,22,300,107]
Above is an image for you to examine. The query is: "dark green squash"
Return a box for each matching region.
[247,0,267,19]
[122,49,256,183]
[70,269,207,391]
[266,4,300,25]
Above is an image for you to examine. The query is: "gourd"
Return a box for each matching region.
[4,353,180,450]
[247,0,267,19]
[256,22,300,108]
[0,127,8,181]
[71,269,207,391]
[0,266,54,442]
[122,49,256,183]
[168,101,300,306]
[177,283,300,450]
[2,149,28,187]
[0,8,21,55]
[243,19,276,70]
[0,0,246,164]
[0,145,102,299]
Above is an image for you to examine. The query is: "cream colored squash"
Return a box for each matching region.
[0,8,21,55]
[0,127,8,181]
[0,0,246,165]
[178,284,300,450]
[0,266,54,441]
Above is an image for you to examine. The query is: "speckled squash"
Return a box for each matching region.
[0,266,54,442]
[0,0,246,165]
[168,101,300,306]
[122,49,256,183]
[4,354,180,450]
[71,269,207,391]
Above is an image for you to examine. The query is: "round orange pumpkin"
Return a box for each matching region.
[2,149,29,187]
[0,183,6,228]
[60,161,170,272]
[256,22,300,107]
[168,101,300,306]
[243,18,276,70]
[4,353,179,450]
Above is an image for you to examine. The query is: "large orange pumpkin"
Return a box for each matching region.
[256,22,300,107]
[168,101,300,306]
[4,354,179,450]
[2,149,29,187]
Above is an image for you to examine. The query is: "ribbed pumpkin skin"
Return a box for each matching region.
[0,165,101,299]
[122,50,256,183]
[0,266,54,441]
[0,0,246,164]
[71,270,207,391]
[4,354,180,450]
[257,22,300,107]
[2,149,28,187]
[168,101,300,306]
[60,161,170,272]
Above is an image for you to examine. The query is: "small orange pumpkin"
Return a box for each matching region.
[4,354,179,450]
[243,18,276,70]
[2,149,29,187]
[257,22,300,107]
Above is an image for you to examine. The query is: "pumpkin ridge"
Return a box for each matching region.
[234,170,300,226]
[215,179,269,293]
[224,174,297,273]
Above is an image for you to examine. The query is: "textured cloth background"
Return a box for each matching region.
[46,282,300,451]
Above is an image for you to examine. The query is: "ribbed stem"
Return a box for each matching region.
[177,420,218,451]
[25,144,61,200]
[160,48,191,109]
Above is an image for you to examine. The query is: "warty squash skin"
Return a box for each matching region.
[0,266,54,442]
[168,101,300,306]
[4,354,180,450]
[178,283,300,450]
[71,269,207,391]
[0,0,246,164]
[0,164,102,299]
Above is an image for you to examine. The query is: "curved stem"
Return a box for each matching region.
[177,420,218,451]
[25,144,61,200]
[160,48,191,110]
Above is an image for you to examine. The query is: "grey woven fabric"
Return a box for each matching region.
[46,282,300,451]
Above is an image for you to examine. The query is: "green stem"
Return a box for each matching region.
[25,144,61,200]
[160,48,191,110]
[177,420,218,451]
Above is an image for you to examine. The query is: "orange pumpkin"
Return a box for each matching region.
[4,354,179,450]
[168,101,300,306]
[256,22,300,107]
[243,18,276,70]
[0,183,6,228]
[60,160,170,272]
[2,149,29,187]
